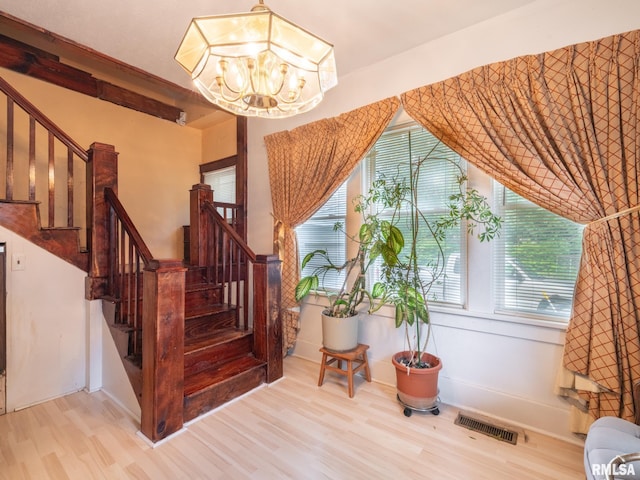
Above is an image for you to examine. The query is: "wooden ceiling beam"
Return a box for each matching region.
[0,33,184,122]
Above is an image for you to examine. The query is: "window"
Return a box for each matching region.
[296,120,584,323]
[493,184,584,319]
[296,183,348,290]
[366,124,466,306]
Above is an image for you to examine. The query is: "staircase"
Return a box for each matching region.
[104,261,270,422]
[0,74,283,443]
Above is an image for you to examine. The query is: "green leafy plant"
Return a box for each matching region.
[294,176,407,318]
[295,142,502,367]
[370,153,501,368]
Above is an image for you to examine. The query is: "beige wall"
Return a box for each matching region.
[202,117,237,163]
[1,68,203,259]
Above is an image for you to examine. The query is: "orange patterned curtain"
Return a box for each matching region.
[265,97,400,355]
[401,30,640,431]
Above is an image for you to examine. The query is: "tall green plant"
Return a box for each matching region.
[370,153,501,368]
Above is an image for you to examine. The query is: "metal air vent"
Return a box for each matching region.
[454,412,519,445]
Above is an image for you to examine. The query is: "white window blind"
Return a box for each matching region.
[203,166,236,204]
[296,183,348,290]
[367,125,466,306]
[493,184,584,319]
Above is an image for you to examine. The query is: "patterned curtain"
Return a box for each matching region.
[264,97,400,355]
[401,30,640,431]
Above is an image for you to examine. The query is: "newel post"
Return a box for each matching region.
[253,254,283,382]
[85,142,118,299]
[189,183,213,267]
[141,259,186,443]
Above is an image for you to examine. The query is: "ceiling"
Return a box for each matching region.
[0,0,534,93]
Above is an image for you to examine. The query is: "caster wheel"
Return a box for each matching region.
[403,407,412,417]
[431,407,440,416]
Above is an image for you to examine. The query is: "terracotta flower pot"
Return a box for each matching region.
[392,351,442,410]
[321,311,359,352]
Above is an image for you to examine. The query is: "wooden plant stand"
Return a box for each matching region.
[318,344,371,398]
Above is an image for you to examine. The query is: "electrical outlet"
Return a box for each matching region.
[12,253,25,271]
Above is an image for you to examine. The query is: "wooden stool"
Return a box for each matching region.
[318,344,371,398]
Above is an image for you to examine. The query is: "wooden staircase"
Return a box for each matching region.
[0,74,283,444]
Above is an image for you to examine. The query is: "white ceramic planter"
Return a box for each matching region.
[321,311,359,352]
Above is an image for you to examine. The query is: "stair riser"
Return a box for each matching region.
[184,334,253,377]
[185,287,223,317]
[183,366,266,422]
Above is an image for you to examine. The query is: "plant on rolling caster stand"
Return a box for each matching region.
[367,147,501,416]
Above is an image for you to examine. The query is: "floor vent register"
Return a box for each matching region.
[454,411,520,445]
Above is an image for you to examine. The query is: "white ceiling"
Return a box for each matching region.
[0,0,534,91]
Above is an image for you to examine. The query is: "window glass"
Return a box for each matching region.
[296,183,348,291]
[493,184,584,319]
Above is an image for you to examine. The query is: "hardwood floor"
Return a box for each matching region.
[0,356,585,479]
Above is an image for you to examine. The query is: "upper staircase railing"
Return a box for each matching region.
[213,201,245,240]
[0,76,88,236]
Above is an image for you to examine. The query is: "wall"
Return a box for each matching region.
[246,0,640,442]
[202,117,237,162]
[0,226,86,411]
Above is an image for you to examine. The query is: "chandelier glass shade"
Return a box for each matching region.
[175,1,337,118]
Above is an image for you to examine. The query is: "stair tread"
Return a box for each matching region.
[184,327,251,353]
[186,303,235,320]
[184,354,265,396]
[186,282,224,293]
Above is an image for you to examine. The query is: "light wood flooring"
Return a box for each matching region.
[0,356,585,479]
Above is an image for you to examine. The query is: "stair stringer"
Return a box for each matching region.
[0,201,88,271]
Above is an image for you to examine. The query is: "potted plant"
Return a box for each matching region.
[368,150,501,415]
[294,177,408,352]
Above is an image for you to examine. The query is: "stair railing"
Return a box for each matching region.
[104,187,153,358]
[213,200,245,240]
[203,201,253,330]
[0,76,88,235]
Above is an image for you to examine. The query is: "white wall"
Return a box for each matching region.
[246,0,640,442]
[1,226,87,411]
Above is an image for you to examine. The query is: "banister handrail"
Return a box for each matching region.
[212,201,240,209]
[0,76,88,161]
[203,201,256,262]
[105,187,153,264]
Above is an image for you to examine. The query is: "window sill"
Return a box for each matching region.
[301,295,569,345]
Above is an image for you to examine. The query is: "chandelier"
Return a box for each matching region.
[175,1,337,118]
